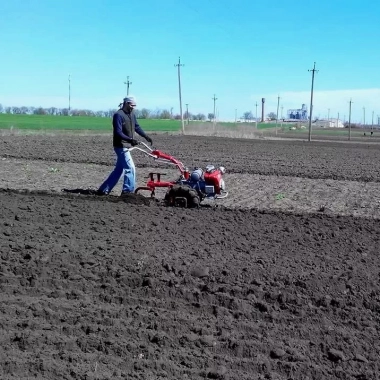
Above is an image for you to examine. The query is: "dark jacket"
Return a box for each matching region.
[112,109,147,148]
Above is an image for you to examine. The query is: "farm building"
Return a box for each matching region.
[287,104,308,121]
[317,118,344,128]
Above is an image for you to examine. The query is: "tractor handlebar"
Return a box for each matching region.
[128,141,187,174]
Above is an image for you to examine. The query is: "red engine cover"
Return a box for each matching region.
[204,170,222,194]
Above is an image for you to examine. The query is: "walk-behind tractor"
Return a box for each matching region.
[131,142,228,208]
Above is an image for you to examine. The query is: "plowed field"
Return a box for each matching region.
[1,133,380,380]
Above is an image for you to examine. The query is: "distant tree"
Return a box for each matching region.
[5,107,11,114]
[47,107,57,115]
[61,108,69,116]
[242,111,253,122]
[183,111,192,120]
[208,113,214,122]
[20,106,29,114]
[267,112,277,120]
[105,109,116,118]
[150,108,161,119]
[140,108,150,119]
[34,107,46,115]
[193,113,206,121]
[0,104,3,113]
[71,109,95,117]
[160,110,171,119]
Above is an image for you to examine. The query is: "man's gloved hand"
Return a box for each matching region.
[130,139,139,146]
[145,135,153,146]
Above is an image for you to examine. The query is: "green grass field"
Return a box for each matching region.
[1,114,369,138]
[0,114,281,133]
[0,114,182,132]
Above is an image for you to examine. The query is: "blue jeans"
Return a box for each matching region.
[98,148,136,193]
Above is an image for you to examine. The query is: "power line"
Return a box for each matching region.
[275,95,280,136]
[212,94,218,130]
[124,76,132,96]
[348,99,353,141]
[68,74,71,113]
[255,102,258,129]
[363,106,365,127]
[174,57,185,134]
[185,103,189,124]
[308,62,318,142]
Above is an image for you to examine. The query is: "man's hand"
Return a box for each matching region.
[130,139,139,146]
[145,135,153,146]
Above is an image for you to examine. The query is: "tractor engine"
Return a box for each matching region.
[184,165,226,198]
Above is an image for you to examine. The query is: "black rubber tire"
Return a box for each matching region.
[165,184,200,208]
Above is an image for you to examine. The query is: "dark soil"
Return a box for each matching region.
[2,133,380,182]
[1,133,380,379]
[1,189,380,380]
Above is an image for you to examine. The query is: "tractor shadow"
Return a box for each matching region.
[62,188,156,206]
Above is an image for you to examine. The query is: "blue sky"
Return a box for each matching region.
[0,0,379,122]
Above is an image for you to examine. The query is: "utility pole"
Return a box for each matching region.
[308,62,318,142]
[275,95,280,136]
[363,107,365,128]
[281,105,284,130]
[348,99,353,141]
[68,74,71,113]
[337,112,340,128]
[255,102,258,129]
[124,76,132,96]
[185,103,189,124]
[174,57,185,134]
[371,111,374,131]
[212,94,218,130]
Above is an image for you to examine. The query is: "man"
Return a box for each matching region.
[97,96,153,196]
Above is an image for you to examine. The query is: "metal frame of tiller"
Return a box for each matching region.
[130,142,190,197]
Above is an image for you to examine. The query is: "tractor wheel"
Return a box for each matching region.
[165,184,200,208]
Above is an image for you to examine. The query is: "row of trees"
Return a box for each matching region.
[0,103,284,122]
[240,111,278,122]
[0,103,214,121]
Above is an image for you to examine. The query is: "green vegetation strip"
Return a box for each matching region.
[0,114,286,132]
[0,114,182,132]
[5,114,363,136]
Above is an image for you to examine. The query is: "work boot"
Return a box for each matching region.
[120,190,132,196]
[95,190,108,196]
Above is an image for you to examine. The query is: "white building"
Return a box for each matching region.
[318,118,344,128]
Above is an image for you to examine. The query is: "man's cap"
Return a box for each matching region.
[123,96,136,105]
